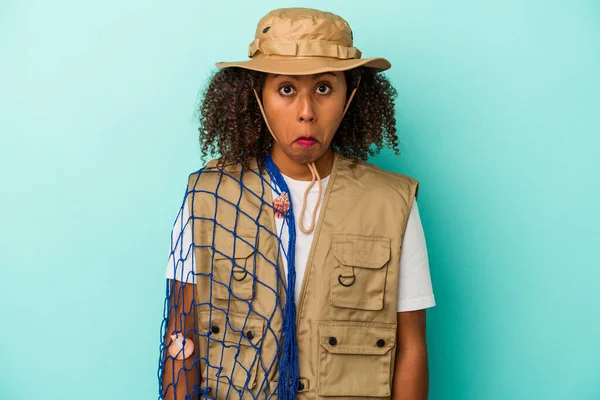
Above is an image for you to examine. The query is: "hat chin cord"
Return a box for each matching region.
[252,75,361,234]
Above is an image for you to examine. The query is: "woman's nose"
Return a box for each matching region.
[297,93,316,122]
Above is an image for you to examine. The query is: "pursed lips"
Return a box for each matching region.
[295,136,318,142]
[295,136,318,147]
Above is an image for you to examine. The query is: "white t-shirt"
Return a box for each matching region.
[166,172,435,312]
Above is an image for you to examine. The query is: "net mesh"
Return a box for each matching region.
[157,154,299,399]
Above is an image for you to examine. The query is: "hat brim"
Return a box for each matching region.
[215,54,391,75]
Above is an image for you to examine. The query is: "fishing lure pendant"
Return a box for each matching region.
[273,192,290,219]
[168,332,195,360]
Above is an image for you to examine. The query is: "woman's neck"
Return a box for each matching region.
[270,147,334,181]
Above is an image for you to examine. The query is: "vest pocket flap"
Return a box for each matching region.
[200,310,264,389]
[211,228,257,260]
[317,320,396,356]
[200,310,265,346]
[332,234,391,269]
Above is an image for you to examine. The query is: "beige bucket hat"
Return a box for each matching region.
[215,7,391,75]
[214,8,391,234]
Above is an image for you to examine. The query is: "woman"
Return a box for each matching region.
[159,7,435,400]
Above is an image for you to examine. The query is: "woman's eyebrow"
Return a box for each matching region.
[314,72,337,79]
[273,72,337,80]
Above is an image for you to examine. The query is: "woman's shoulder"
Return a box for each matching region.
[186,156,261,192]
[338,153,418,186]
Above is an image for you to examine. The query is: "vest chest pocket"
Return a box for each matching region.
[316,320,396,397]
[200,310,265,390]
[330,234,391,311]
[211,229,257,301]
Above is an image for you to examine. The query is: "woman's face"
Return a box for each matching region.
[261,71,348,166]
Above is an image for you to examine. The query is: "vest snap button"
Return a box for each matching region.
[328,336,337,346]
[211,325,220,334]
[376,339,385,347]
[298,381,305,391]
[246,330,255,339]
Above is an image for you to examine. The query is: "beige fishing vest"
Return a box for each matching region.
[187,150,419,399]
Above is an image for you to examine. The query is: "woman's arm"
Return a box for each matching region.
[392,309,429,400]
[161,279,200,400]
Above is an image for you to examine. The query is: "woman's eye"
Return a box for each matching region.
[279,86,295,95]
[317,85,331,94]
[316,85,331,94]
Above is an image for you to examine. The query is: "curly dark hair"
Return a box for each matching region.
[195,66,399,170]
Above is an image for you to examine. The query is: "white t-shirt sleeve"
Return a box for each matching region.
[165,196,196,284]
[397,198,436,312]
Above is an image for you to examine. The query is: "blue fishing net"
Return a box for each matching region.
[157,154,299,399]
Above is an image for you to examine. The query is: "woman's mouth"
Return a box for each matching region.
[295,137,318,147]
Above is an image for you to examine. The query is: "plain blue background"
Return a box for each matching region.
[1,1,599,399]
